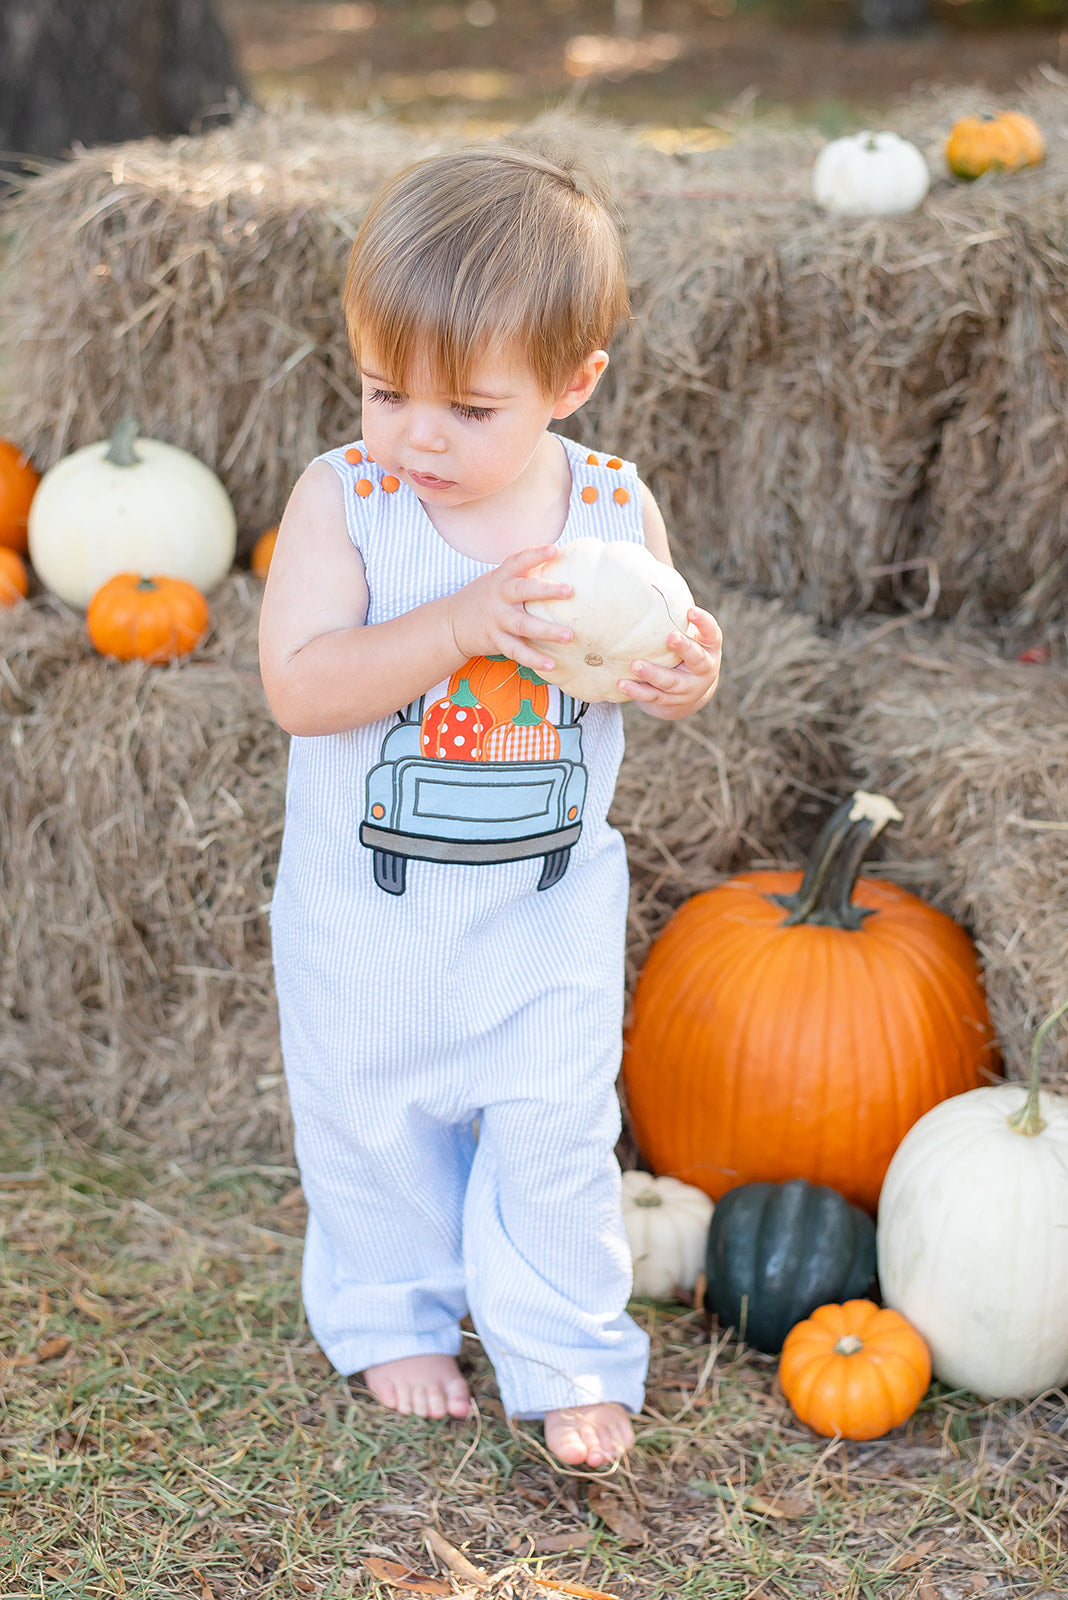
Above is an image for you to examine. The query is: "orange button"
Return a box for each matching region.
[586,453,599,465]
[344,447,363,464]
[613,487,630,505]
[607,456,623,469]
[381,475,400,493]
[355,478,373,497]
[581,486,598,504]
[365,454,375,463]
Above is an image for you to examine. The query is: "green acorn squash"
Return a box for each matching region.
[703,1178,876,1354]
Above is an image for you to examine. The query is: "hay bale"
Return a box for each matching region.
[0,577,840,1156]
[839,620,1068,1092]
[6,83,1068,617]
[0,576,290,1159]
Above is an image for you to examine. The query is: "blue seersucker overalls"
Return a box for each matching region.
[270,433,650,1417]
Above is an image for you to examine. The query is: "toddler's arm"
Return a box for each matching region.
[258,463,575,736]
[619,482,723,721]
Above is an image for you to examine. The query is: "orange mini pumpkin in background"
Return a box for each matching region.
[779,1300,931,1440]
[0,548,29,605]
[0,439,40,554]
[946,111,1045,178]
[87,573,209,663]
[250,525,279,577]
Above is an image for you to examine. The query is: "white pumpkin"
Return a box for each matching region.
[29,418,237,608]
[813,131,930,218]
[621,1170,713,1301]
[877,1003,1068,1399]
[525,538,699,703]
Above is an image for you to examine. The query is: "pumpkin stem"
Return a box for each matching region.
[773,791,902,931]
[1007,995,1068,1137]
[834,1334,864,1356]
[105,416,142,468]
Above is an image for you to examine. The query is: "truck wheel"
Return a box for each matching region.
[373,850,407,895]
[537,847,570,891]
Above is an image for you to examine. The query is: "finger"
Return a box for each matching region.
[499,544,563,576]
[506,610,573,645]
[505,575,573,604]
[687,608,723,648]
[667,632,714,670]
[628,659,684,693]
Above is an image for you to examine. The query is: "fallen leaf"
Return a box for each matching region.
[191,1569,215,1600]
[293,1579,316,1595]
[422,1526,491,1590]
[72,1289,108,1322]
[891,1539,938,1573]
[37,1289,52,1318]
[12,1333,72,1367]
[364,1557,451,1595]
[917,1584,941,1600]
[529,1580,622,1600]
[587,1483,646,1545]
[531,1528,596,1554]
[745,1489,814,1520]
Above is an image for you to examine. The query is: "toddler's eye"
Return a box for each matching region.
[368,387,404,406]
[452,403,495,422]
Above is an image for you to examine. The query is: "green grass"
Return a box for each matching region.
[1,1105,1065,1599]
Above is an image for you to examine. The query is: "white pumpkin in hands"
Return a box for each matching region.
[813,131,930,218]
[29,417,236,608]
[525,537,698,703]
[878,1001,1068,1399]
[622,1170,714,1300]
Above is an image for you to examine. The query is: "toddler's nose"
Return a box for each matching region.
[406,407,448,453]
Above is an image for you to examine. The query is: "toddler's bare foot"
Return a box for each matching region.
[544,1402,634,1467]
[363,1354,470,1419]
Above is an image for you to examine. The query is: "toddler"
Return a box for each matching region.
[259,129,722,1468]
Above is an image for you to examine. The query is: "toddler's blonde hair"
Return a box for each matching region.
[343,127,629,399]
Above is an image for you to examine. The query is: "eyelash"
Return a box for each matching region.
[365,388,495,423]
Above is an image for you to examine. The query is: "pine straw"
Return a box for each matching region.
[0,579,837,1161]
[6,77,1068,618]
[838,617,1068,1093]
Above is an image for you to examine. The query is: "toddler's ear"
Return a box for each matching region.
[551,350,609,419]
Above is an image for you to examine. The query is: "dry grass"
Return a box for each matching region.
[6,80,1068,620]
[1,1107,1065,1600]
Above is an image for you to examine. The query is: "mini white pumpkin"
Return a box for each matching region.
[621,1169,714,1300]
[29,417,237,608]
[813,131,930,218]
[877,1002,1068,1399]
[525,538,699,703]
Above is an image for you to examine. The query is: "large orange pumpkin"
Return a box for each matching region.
[0,440,40,554]
[448,655,550,724]
[623,792,997,1213]
[86,573,209,662]
[0,548,29,605]
[945,111,1044,179]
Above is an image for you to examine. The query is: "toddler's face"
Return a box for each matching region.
[358,345,573,510]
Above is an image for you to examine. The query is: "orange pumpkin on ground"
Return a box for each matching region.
[0,440,40,553]
[946,111,1044,178]
[251,525,278,577]
[623,792,997,1213]
[86,573,209,662]
[448,655,550,724]
[0,548,29,605]
[779,1300,931,1440]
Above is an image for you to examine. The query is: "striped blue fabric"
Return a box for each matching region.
[270,433,651,1417]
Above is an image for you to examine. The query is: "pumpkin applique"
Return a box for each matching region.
[420,678,489,761]
[449,655,550,725]
[483,699,561,763]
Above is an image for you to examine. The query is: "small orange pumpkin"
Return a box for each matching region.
[0,439,40,554]
[779,1299,931,1440]
[0,548,29,605]
[86,573,209,662]
[623,792,997,1212]
[448,655,551,724]
[251,525,279,577]
[946,111,1044,179]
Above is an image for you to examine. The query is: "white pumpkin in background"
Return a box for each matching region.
[813,131,930,218]
[878,1002,1068,1399]
[621,1170,714,1300]
[525,537,699,703]
[29,417,237,608]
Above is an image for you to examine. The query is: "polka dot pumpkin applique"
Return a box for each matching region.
[420,678,488,762]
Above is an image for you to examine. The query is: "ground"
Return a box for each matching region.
[220,0,1068,130]
[1,1108,1065,1599]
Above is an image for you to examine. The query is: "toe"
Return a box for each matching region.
[445,1379,471,1419]
[426,1386,448,1420]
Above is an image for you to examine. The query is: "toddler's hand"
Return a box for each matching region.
[618,608,722,721]
[444,545,573,672]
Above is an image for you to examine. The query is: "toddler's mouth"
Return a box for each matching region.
[408,469,456,491]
